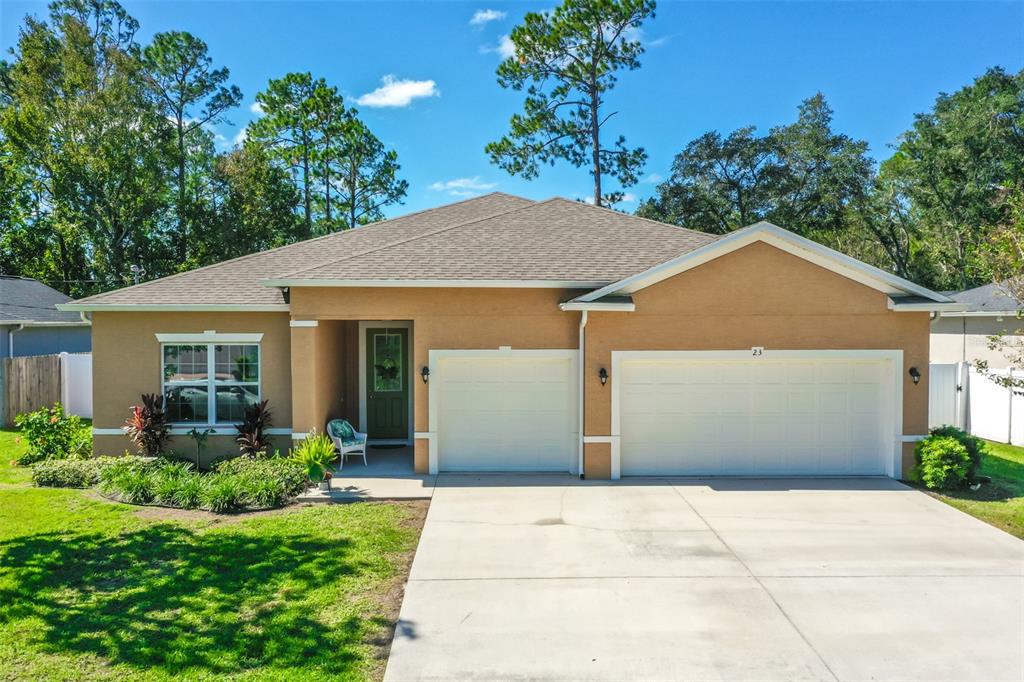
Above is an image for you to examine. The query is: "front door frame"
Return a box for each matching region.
[358,320,413,444]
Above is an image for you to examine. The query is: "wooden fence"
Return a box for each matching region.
[2,354,62,426]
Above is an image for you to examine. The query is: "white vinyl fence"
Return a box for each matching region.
[929,362,1022,446]
[60,352,93,419]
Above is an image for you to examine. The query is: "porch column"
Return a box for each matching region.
[289,320,321,440]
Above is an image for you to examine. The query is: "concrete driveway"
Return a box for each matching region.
[385,476,1024,682]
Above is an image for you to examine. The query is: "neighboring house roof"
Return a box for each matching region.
[59,193,952,311]
[0,276,88,325]
[945,282,1023,316]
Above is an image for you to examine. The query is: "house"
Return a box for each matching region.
[59,193,960,479]
[1,276,92,358]
[930,282,1022,368]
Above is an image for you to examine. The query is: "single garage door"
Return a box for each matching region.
[619,354,894,476]
[437,352,577,472]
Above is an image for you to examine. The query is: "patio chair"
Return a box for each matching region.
[327,419,368,466]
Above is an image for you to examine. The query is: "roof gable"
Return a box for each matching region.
[574,221,955,307]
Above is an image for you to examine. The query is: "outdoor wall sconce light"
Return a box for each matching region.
[598,367,608,386]
[421,366,430,383]
[908,367,921,385]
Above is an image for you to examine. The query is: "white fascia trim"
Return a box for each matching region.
[940,310,1023,318]
[57,303,290,312]
[576,222,952,304]
[155,332,264,343]
[262,278,609,289]
[559,301,635,312]
[94,426,293,436]
[0,320,91,327]
[888,300,968,313]
[289,319,319,327]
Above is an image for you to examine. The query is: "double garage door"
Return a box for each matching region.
[432,350,894,476]
[618,354,894,476]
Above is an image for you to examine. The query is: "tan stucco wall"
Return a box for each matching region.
[291,319,356,435]
[584,442,612,480]
[90,311,292,460]
[930,315,1023,368]
[583,242,931,476]
[290,287,578,435]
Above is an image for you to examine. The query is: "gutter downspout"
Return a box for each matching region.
[8,324,24,358]
[577,310,587,479]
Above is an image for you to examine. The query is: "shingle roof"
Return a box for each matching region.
[0,276,84,323]
[67,193,717,307]
[950,282,1022,313]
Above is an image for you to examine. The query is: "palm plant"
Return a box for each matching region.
[290,431,337,483]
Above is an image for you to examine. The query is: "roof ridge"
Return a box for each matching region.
[72,192,531,304]
[275,197,556,279]
[543,196,719,242]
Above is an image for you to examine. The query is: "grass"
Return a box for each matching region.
[0,427,426,681]
[925,439,1024,540]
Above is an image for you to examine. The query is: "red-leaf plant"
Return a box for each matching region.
[236,399,272,458]
[124,393,171,457]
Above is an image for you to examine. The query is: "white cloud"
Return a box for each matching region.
[480,34,515,59]
[622,25,669,48]
[249,101,264,115]
[641,173,662,184]
[428,176,498,197]
[470,9,506,26]
[356,75,439,108]
[233,127,248,147]
[579,192,637,205]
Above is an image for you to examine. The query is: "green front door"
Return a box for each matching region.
[365,327,409,440]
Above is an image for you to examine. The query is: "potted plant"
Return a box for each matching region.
[290,430,337,491]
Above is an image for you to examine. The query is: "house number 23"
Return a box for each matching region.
[751,346,764,357]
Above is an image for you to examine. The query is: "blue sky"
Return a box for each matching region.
[2,1,1022,216]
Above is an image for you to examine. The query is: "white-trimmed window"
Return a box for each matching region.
[161,343,260,425]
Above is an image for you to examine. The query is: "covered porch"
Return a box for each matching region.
[289,318,424,477]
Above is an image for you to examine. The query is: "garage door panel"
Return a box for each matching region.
[620,355,891,477]
[438,354,576,472]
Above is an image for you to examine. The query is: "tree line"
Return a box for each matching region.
[2,0,1021,299]
[0,0,407,296]
[486,0,1023,294]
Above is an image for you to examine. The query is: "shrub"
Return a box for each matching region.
[32,459,97,487]
[928,425,985,478]
[236,399,273,458]
[14,403,91,465]
[97,455,152,503]
[916,436,973,490]
[290,431,337,482]
[174,473,204,509]
[216,457,308,497]
[31,456,121,488]
[124,393,171,457]
[200,473,243,512]
[151,461,194,506]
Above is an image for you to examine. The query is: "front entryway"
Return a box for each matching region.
[365,326,409,440]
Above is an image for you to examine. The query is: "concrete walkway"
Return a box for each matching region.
[385,475,1024,681]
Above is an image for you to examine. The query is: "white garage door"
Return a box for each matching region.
[437,353,577,472]
[619,354,894,476]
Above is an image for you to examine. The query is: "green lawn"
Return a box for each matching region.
[926,439,1024,540]
[0,427,426,681]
